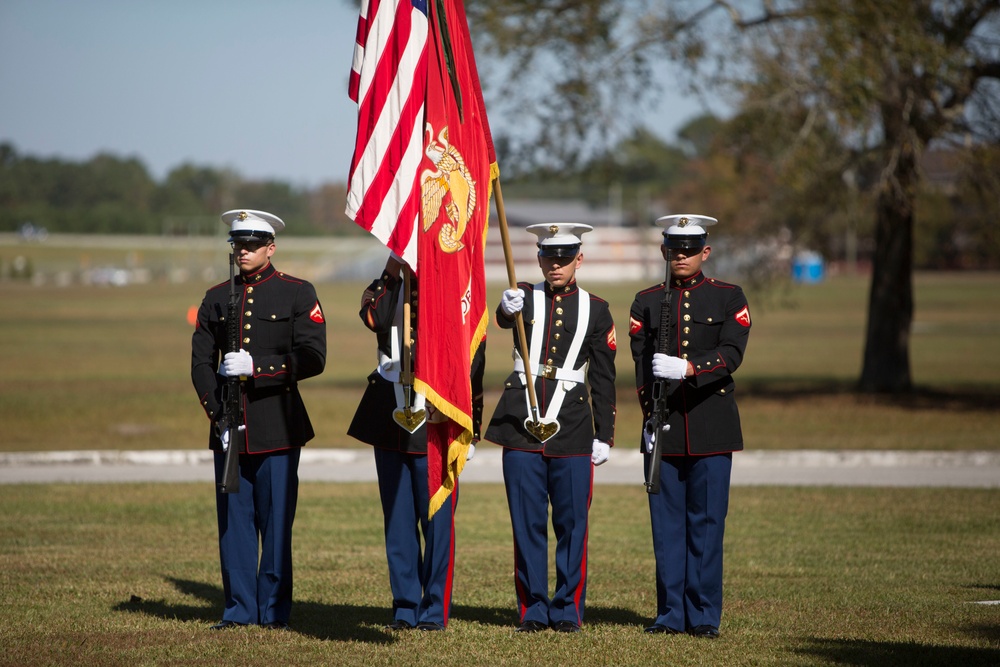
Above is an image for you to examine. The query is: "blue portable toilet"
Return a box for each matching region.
[792,251,824,283]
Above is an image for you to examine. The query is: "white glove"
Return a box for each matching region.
[467,443,477,461]
[222,349,253,377]
[591,440,610,466]
[379,353,394,373]
[643,419,670,453]
[500,288,525,316]
[219,424,246,452]
[652,353,687,380]
[642,426,655,454]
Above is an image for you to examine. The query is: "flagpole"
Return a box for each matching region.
[493,177,542,427]
[401,264,414,392]
[393,264,426,432]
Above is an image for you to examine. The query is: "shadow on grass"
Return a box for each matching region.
[113,577,647,639]
[742,378,1000,412]
[967,582,1000,592]
[449,602,646,629]
[112,577,394,643]
[794,637,1000,667]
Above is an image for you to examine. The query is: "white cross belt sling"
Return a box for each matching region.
[516,282,590,442]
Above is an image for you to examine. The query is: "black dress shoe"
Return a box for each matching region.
[262,621,289,631]
[688,625,720,639]
[551,620,581,633]
[515,620,548,633]
[644,624,682,634]
[385,619,414,631]
[209,620,246,630]
[417,622,446,631]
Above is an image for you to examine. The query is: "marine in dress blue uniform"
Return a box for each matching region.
[191,209,327,630]
[484,223,617,633]
[628,214,751,639]
[348,253,485,632]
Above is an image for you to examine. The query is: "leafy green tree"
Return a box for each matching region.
[501,126,688,225]
[469,0,1000,393]
[0,147,158,233]
[231,180,313,235]
[154,164,233,217]
[578,127,689,223]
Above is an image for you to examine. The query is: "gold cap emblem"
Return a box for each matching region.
[238,211,249,220]
[678,217,690,227]
[549,225,559,234]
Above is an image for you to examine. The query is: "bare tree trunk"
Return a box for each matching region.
[859,120,917,393]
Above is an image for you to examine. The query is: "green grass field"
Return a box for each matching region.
[2,239,999,665]
[1,236,998,453]
[1,483,998,666]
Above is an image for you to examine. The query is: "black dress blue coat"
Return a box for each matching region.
[628,271,750,456]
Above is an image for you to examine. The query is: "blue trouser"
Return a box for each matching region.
[503,449,593,627]
[374,448,457,627]
[214,448,300,626]
[646,453,732,631]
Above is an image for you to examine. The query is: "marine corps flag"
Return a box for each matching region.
[347,0,497,517]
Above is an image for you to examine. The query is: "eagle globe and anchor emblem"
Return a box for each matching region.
[392,124,479,432]
[420,124,477,254]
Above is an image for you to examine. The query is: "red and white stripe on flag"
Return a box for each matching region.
[346,0,430,269]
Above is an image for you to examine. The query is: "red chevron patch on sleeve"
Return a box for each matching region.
[735,305,751,328]
[310,302,325,323]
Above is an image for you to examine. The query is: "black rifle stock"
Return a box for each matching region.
[218,252,243,494]
[644,259,673,494]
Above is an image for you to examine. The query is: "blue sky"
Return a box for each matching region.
[1,1,711,188]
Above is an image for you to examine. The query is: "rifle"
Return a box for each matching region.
[218,252,244,494]
[644,257,673,494]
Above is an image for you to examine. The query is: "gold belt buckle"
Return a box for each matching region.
[539,364,557,380]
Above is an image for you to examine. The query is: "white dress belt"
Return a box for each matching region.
[513,354,586,383]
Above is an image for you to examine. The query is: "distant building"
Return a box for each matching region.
[491,198,620,228]
[485,198,662,282]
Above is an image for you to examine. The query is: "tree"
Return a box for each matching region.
[154,164,234,218]
[500,126,689,225]
[469,0,1000,393]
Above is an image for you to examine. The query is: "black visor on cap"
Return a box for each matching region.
[229,228,275,243]
[664,233,707,250]
[538,243,581,258]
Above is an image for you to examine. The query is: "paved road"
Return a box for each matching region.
[2,448,999,487]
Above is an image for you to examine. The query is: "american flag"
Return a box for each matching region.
[346,0,430,268]
[347,0,497,518]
